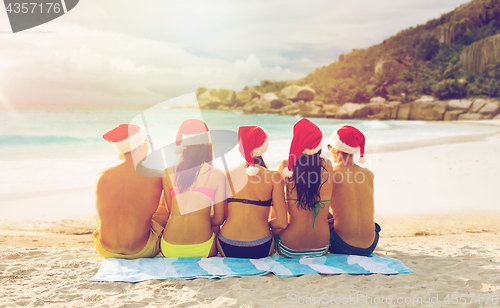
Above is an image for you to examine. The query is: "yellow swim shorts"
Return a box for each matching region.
[93,219,164,259]
[161,233,215,258]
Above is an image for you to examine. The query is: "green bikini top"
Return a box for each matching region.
[285,199,330,228]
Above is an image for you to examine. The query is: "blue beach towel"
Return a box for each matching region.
[90,254,412,282]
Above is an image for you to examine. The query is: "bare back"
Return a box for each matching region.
[95,160,163,254]
[162,163,225,245]
[330,164,375,248]
[279,158,333,250]
[221,165,287,241]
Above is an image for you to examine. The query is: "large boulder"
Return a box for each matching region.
[460,33,500,74]
[323,104,341,118]
[444,110,466,121]
[196,87,208,99]
[458,113,484,120]
[279,102,304,116]
[301,102,325,117]
[370,96,387,104]
[366,102,393,119]
[469,99,489,113]
[242,98,261,113]
[280,85,316,102]
[448,99,473,111]
[197,88,222,109]
[388,101,401,119]
[397,104,411,120]
[336,103,369,119]
[409,98,446,121]
[218,89,237,106]
[477,102,500,116]
[259,93,281,111]
[236,86,262,106]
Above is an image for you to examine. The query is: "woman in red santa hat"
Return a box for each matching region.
[160,119,226,258]
[327,125,380,256]
[217,126,288,258]
[276,118,335,258]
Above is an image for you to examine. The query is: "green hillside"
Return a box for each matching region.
[280,1,500,105]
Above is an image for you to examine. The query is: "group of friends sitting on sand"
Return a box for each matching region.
[93,118,380,259]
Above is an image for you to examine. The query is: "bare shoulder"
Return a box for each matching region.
[211,167,225,180]
[280,159,288,167]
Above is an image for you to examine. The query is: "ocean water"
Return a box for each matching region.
[1,96,499,196]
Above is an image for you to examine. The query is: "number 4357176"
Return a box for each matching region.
[443,294,498,305]
[6,3,62,14]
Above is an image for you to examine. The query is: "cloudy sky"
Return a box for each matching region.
[0,0,472,107]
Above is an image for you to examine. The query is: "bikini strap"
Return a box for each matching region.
[286,198,330,228]
[311,200,328,228]
[203,166,213,187]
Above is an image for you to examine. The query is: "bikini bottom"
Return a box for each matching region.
[329,223,381,256]
[218,233,273,259]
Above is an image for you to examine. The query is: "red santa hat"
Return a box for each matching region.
[103,124,147,154]
[329,125,366,164]
[175,119,211,154]
[283,118,322,177]
[238,126,269,176]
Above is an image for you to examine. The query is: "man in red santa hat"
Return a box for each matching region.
[328,125,381,256]
[93,124,168,258]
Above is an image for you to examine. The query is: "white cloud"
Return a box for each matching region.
[0,0,473,106]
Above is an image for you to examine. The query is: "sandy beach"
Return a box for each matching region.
[1,122,500,307]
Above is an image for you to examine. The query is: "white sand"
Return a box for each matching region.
[1,123,500,307]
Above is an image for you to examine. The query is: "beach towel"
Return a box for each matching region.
[90,253,412,282]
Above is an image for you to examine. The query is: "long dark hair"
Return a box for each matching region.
[175,144,213,193]
[251,155,267,169]
[287,151,327,211]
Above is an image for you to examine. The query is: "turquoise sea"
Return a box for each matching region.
[1,94,499,197]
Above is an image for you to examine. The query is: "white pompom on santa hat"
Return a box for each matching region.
[329,125,367,164]
[283,118,323,177]
[238,126,269,176]
[103,124,147,154]
[174,119,211,154]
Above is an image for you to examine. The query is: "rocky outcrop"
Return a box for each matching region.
[405,96,446,121]
[374,60,404,77]
[397,104,412,120]
[197,88,222,109]
[236,86,263,106]
[432,0,500,44]
[218,89,237,106]
[196,87,208,99]
[460,33,500,74]
[448,99,473,111]
[280,85,315,102]
[458,113,484,120]
[478,102,500,117]
[444,110,466,121]
[336,103,369,119]
[197,85,499,122]
[388,101,401,119]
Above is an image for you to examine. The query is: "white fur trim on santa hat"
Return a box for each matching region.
[302,140,322,155]
[111,126,147,154]
[329,132,359,155]
[246,166,259,176]
[358,156,367,164]
[283,167,294,178]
